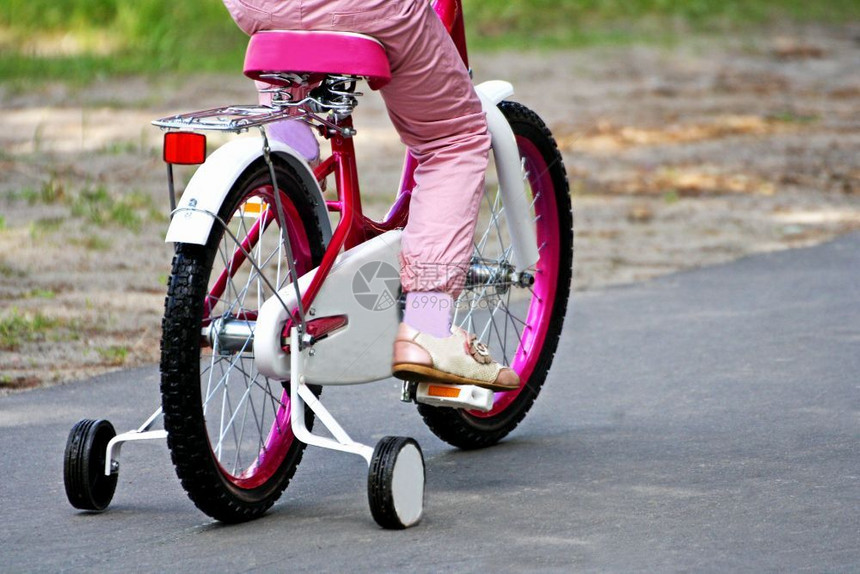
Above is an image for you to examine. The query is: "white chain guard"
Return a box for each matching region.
[255,230,402,384]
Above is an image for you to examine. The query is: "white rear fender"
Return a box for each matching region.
[475,81,541,271]
[164,137,332,246]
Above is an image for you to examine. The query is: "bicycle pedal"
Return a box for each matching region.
[414,383,494,412]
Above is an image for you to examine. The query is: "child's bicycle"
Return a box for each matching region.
[63,0,572,529]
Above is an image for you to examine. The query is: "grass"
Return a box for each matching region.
[100,139,148,156]
[28,217,65,240]
[95,345,128,365]
[464,0,860,46]
[69,234,112,251]
[6,179,66,205]
[0,308,61,351]
[1,0,858,82]
[36,179,66,204]
[0,1,242,81]
[22,288,56,299]
[0,262,26,278]
[7,180,163,232]
[663,190,681,204]
[69,186,151,230]
[766,111,820,124]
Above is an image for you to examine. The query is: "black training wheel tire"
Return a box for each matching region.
[367,436,425,529]
[64,419,118,512]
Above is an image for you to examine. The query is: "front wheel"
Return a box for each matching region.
[160,157,326,522]
[418,101,573,449]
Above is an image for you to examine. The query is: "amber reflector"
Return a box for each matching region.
[428,385,461,398]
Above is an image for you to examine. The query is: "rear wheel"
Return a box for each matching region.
[160,158,325,522]
[418,101,573,449]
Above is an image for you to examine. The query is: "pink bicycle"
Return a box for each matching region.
[63,0,572,529]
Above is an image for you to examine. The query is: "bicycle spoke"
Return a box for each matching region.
[232,393,252,473]
[215,375,256,464]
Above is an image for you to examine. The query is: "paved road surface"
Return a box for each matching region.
[2,234,858,572]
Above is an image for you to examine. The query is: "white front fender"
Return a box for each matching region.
[165,137,332,246]
[475,81,541,271]
[476,80,515,105]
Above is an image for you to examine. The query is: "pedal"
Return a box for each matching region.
[414,383,494,412]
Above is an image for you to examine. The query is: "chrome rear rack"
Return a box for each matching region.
[152,105,296,133]
[153,74,364,135]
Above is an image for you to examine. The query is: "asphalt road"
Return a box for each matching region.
[2,234,858,573]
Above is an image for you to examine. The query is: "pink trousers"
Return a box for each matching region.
[221,0,491,295]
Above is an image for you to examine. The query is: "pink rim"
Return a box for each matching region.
[471,136,561,418]
[205,185,313,489]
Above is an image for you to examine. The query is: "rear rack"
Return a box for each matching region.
[152,105,296,133]
[152,74,364,136]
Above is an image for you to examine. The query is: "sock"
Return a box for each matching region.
[268,119,320,163]
[404,291,453,338]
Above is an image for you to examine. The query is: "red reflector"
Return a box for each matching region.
[163,131,206,165]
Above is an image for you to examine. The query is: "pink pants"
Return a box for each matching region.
[222,0,491,295]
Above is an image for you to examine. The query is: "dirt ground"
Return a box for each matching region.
[1,24,859,391]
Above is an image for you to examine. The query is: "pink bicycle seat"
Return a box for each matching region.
[244,30,392,90]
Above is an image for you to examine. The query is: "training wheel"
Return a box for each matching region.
[63,419,118,512]
[367,436,425,529]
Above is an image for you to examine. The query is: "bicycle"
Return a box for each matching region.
[63,0,573,529]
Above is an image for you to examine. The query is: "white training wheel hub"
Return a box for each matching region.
[367,436,425,529]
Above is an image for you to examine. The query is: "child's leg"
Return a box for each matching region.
[298,0,490,340]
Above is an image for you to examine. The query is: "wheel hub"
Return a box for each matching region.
[465,259,534,293]
[203,317,256,354]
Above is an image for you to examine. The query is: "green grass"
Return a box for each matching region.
[0,1,243,81]
[69,186,150,230]
[0,308,61,351]
[1,0,858,82]
[22,288,56,299]
[69,234,112,251]
[28,217,65,240]
[95,345,128,365]
[0,262,26,278]
[6,179,66,205]
[6,180,162,232]
[464,0,859,45]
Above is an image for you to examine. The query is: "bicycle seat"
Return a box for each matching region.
[244,30,392,90]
